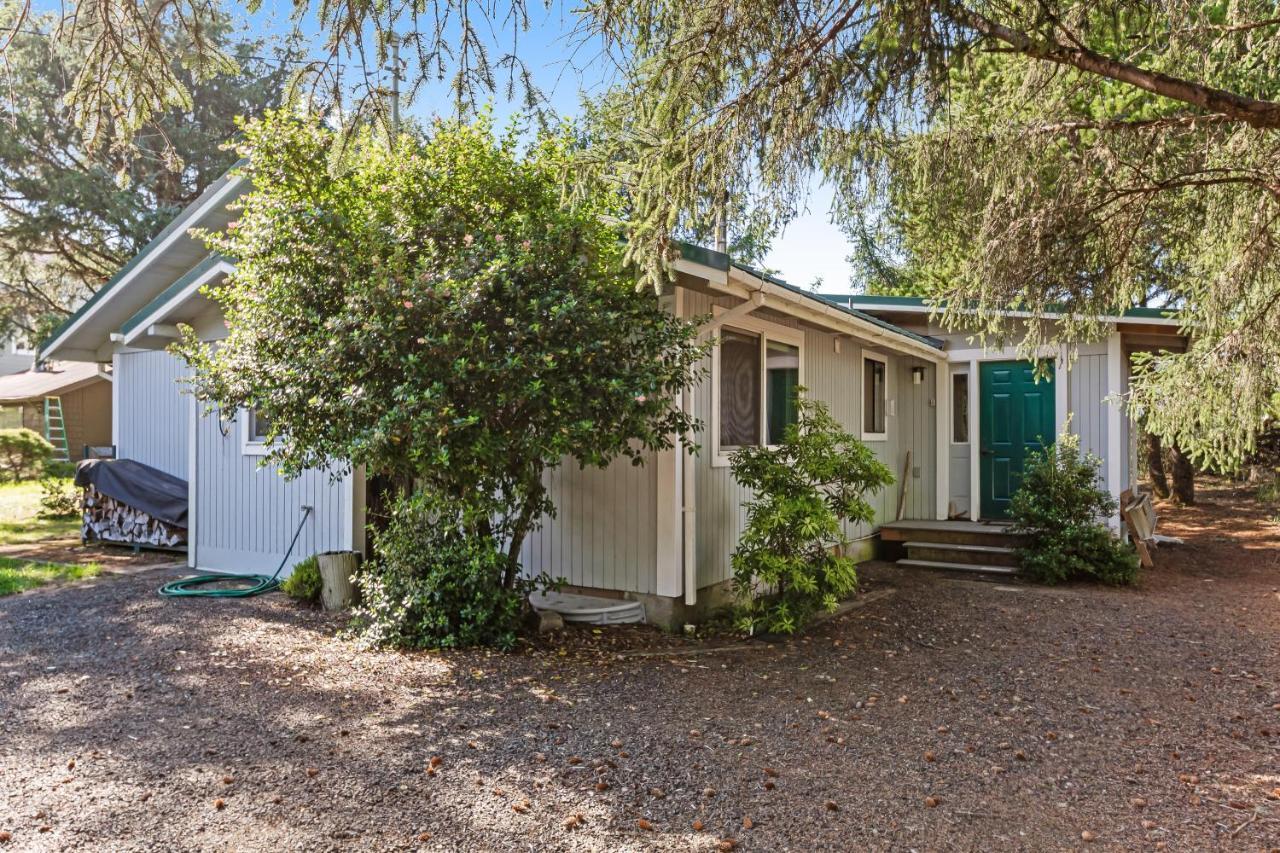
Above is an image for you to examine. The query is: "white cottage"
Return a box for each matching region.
[38,167,1185,626]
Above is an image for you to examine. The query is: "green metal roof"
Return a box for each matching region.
[676,243,944,351]
[826,293,1180,322]
[38,160,248,359]
[120,253,230,336]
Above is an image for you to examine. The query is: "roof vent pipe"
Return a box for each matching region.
[713,190,728,253]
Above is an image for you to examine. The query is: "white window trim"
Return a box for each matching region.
[950,368,971,446]
[861,351,890,442]
[240,409,271,456]
[710,310,805,468]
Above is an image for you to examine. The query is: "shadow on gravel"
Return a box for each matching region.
[1,482,1278,851]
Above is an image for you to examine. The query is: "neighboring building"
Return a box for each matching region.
[0,332,35,377]
[38,165,1186,626]
[0,362,113,460]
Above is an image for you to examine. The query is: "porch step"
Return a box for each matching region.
[905,541,1021,568]
[880,519,1024,549]
[897,558,1020,577]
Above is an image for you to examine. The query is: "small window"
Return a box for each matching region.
[952,373,969,443]
[766,341,800,444]
[242,408,273,455]
[248,410,272,442]
[862,356,887,437]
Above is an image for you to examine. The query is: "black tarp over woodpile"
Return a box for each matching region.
[75,458,187,549]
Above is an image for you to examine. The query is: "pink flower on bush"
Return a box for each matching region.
[403,300,414,309]
[494,234,504,244]
[521,240,532,251]
[463,233,475,247]
[635,394,647,404]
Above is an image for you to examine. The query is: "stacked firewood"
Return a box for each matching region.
[81,486,186,549]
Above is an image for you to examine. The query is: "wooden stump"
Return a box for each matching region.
[317,551,359,611]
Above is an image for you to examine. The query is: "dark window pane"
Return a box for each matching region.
[766,341,800,444]
[250,410,273,442]
[863,358,886,434]
[952,373,969,442]
[719,330,760,448]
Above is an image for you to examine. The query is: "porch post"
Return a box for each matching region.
[968,357,980,521]
[935,361,948,520]
[1105,330,1124,525]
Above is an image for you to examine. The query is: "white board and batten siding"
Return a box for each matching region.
[1065,350,1110,469]
[519,456,659,596]
[113,349,353,576]
[685,289,937,591]
[114,349,190,477]
[191,409,355,575]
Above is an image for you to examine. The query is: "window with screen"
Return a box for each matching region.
[863,356,886,437]
[718,329,761,449]
[952,373,969,443]
[715,321,803,460]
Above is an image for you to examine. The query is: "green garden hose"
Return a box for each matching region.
[158,505,313,598]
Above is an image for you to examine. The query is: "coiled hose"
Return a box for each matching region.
[158,505,312,598]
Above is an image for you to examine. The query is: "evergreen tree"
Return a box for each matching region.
[0,3,290,341]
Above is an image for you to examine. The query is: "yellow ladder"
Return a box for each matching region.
[43,396,70,462]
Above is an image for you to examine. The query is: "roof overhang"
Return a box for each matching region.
[120,255,234,349]
[38,166,246,363]
[675,247,947,363]
[832,294,1184,329]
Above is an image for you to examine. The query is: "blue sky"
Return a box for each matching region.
[244,0,860,292]
[28,0,858,291]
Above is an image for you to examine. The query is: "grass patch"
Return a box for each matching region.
[0,555,100,596]
[0,479,80,545]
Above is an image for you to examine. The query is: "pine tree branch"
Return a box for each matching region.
[945,2,1280,129]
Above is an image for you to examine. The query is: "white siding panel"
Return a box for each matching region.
[115,349,189,477]
[685,288,938,591]
[520,454,658,595]
[1067,353,1108,469]
[193,408,351,576]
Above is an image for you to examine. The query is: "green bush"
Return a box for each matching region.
[281,555,322,603]
[0,428,54,481]
[45,460,77,479]
[729,394,895,635]
[37,478,80,519]
[351,491,530,650]
[1010,432,1140,585]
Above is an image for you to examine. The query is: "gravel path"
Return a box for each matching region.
[1,481,1278,851]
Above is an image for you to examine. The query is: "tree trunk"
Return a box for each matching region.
[1144,430,1170,499]
[503,483,543,589]
[1169,443,1195,505]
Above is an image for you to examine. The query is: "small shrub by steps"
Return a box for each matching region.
[1010,432,1139,586]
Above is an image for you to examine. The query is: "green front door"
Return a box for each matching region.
[979,361,1055,518]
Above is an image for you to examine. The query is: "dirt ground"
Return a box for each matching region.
[0,480,1277,851]
[0,539,181,571]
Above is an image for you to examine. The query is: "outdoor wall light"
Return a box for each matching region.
[911,366,926,385]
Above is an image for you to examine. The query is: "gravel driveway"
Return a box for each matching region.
[1,482,1278,851]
